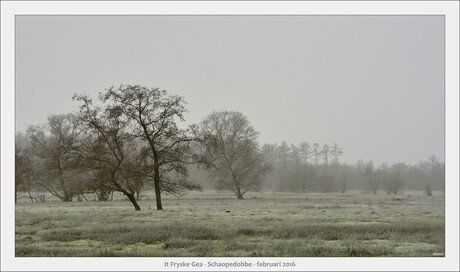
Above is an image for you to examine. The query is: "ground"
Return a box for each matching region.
[15,191,445,257]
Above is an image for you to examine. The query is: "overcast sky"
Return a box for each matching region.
[15,15,444,165]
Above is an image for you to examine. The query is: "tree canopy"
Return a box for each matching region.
[196,111,271,199]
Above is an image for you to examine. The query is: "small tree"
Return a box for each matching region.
[196,111,271,199]
[330,143,344,166]
[294,164,317,193]
[338,172,349,193]
[276,141,291,167]
[383,163,406,195]
[298,142,312,164]
[335,164,351,194]
[290,144,301,165]
[261,143,277,164]
[428,155,445,192]
[358,160,379,194]
[321,144,330,167]
[418,160,432,196]
[312,143,320,166]
[26,114,85,201]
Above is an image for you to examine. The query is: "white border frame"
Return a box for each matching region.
[2,1,459,271]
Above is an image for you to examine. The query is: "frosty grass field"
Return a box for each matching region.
[15,191,444,257]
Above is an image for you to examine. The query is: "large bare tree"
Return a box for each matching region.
[99,85,200,210]
[196,111,271,199]
[74,94,153,210]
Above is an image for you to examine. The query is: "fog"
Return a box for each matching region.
[15,15,444,165]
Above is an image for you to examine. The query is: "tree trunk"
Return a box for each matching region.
[110,174,141,211]
[27,180,34,203]
[136,190,140,201]
[58,159,72,202]
[97,191,109,201]
[63,193,73,202]
[154,181,162,209]
[153,159,163,210]
[425,183,432,196]
[234,180,244,199]
[125,192,141,211]
[236,191,244,199]
[143,130,163,210]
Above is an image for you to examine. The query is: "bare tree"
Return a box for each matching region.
[196,111,271,199]
[334,164,351,194]
[261,143,277,164]
[298,142,312,164]
[338,172,349,194]
[99,85,200,210]
[290,144,301,165]
[293,164,317,193]
[312,143,320,166]
[74,94,153,210]
[26,114,85,201]
[428,155,444,192]
[428,155,440,166]
[330,143,344,166]
[321,144,330,167]
[16,133,39,203]
[376,163,390,193]
[358,160,379,194]
[383,163,406,194]
[277,141,290,167]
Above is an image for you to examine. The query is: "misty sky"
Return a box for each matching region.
[15,15,444,165]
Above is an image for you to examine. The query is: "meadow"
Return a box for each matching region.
[15,191,445,257]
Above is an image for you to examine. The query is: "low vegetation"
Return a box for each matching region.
[15,191,444,257]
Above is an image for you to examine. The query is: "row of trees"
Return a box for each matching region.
[15,85,445,210]
[258,141,444,195]
[15,85,270,210]
[262,141,343,167]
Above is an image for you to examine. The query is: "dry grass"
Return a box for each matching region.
[15,191,445,257]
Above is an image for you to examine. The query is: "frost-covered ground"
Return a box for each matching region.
[15,191,444,257]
